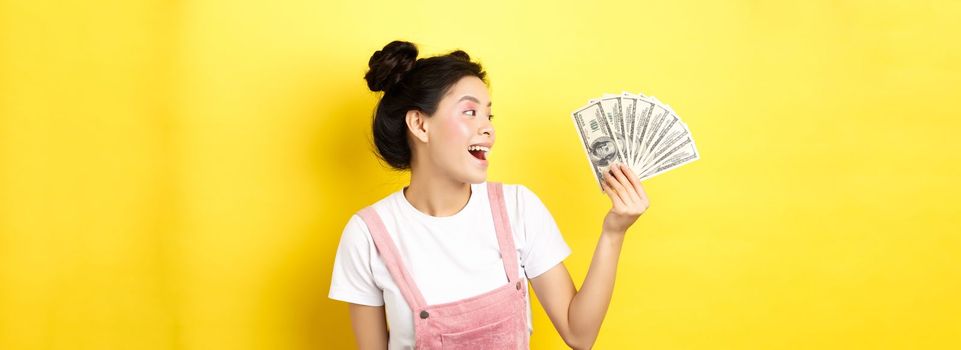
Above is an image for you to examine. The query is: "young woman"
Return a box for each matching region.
[328,40,650,350]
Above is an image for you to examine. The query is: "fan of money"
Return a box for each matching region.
[571,92,700,189]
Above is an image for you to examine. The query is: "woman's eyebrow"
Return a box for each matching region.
[458,95,492,107]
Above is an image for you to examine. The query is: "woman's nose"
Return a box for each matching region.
[480,124,494,137]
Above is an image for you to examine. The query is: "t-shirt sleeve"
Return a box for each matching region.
[328,214,385,306]
[516,185,572,279]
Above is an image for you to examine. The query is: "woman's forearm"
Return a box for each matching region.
[564,163,648,349]
[567,230,626,349]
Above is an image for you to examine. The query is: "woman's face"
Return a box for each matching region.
[422,76,495,184]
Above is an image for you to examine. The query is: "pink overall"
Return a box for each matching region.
[356,182,530,350]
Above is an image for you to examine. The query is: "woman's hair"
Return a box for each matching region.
[364,40,487,170]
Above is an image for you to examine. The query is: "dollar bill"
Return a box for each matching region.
[572,101,626,189]
[573,92,699,187]
[639,138,699,180]
[626,95,655,173]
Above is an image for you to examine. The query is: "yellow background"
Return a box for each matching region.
[1,0,959,349]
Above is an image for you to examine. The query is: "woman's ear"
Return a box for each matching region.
[406,110,429,143]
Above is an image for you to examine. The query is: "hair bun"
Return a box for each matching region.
[365,41,418,92]
[448,50,471,62]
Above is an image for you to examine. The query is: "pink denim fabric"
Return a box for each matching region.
[357,182,530,349]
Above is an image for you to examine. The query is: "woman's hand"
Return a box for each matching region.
[601,163,650,235]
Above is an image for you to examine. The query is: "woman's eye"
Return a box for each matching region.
[488,114,494,121]
[465,110,476,117]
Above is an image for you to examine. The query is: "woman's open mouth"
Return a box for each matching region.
[468,144,490,161]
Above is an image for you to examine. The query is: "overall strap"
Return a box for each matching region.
[487,182,522,283]
[356,207,428,311]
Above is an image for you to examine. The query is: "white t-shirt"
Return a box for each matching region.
[328,182,571,350]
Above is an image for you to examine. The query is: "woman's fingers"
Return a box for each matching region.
[619,165,650,215]
[601,177,625,208]
[620,164,648,202]
[622,164,642,192]
[635,179,649,204]
[604,170,630,206]
[610,163,641,205]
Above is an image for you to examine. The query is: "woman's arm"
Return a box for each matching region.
[530,163,649,349]
[348,303,389,349]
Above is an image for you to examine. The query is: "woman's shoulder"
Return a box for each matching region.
[354,187,405,216]
[489,182,549,213]
[341,189,404,240]
[486,181,521,193]
[492,181,537,199]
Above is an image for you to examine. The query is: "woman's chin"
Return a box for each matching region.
[460,168,488,184]
[465,172,487,184]
[462,156,489,183]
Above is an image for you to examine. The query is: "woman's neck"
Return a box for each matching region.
[405,167,472,217]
